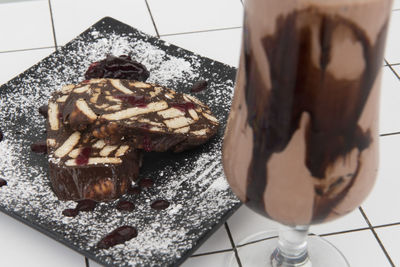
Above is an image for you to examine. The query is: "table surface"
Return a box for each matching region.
[0,0,400,266]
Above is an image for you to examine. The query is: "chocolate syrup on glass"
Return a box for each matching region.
[242,9,389,222]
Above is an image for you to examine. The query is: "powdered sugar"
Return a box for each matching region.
[0,18,239,267]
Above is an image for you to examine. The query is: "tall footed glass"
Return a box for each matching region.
[222,0,393,266]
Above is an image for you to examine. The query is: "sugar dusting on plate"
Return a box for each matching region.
[0,20,239,267]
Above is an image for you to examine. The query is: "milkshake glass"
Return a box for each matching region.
[222,0,393,266]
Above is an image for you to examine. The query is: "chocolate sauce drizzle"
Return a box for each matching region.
[97,226,138,249]
[139,178,154,188]
[243,10,388,222]
[0,178,7,188]
[38,105,48,118]
[190,80,208,93]
[62,199,97,217]
[151,199,170,210]
[30,142,48,154]
[117,200,135,211]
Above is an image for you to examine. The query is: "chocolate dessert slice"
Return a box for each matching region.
[61,79,219,152]
[47,88,141,201]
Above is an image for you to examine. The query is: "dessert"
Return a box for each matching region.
[85,55,149,81]
[47,88,142,201]
[61,78,219,152]
[223,0,391,225]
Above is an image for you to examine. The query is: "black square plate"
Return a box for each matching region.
[0,17,240,266]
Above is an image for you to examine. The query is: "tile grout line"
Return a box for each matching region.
[318,227,370,237]
[373,221,400,229]
[144,0,160,38]
[379,131,400,137]
[233,226,375,248]
[85,257,89,267]
[191,248,234,258]
[236,234,278,248]
[47,0,58,50]
[0,46,55,54]
[232,217,400,249]
[159,26,242,37]
[385,59,400,80]
[224,223,243,267]
[358,207,395,267]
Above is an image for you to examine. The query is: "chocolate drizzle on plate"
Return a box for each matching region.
[39,105,49,118]
[116,200,135,211]
[190,80,208,93]
[151,199,170,210]
[0,178,7,188]
[30,142,48,154]
[128,186,141,195]
[139,178,154,188]
[97,225,138,249]
[62,199,98,217]
[242,9,388,222]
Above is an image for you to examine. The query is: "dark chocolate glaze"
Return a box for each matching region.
[97,225,138,249]
[0,178,7,187]
[243,10,388,222]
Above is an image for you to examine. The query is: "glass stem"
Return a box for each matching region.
[270,225,311,267]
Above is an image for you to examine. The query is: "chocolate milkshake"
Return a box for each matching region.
[223,0,392,226]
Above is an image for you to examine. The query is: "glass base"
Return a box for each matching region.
[228,231,350,267]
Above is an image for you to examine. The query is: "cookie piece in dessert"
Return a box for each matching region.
[61,79,219,152]
[47,88,142,201]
